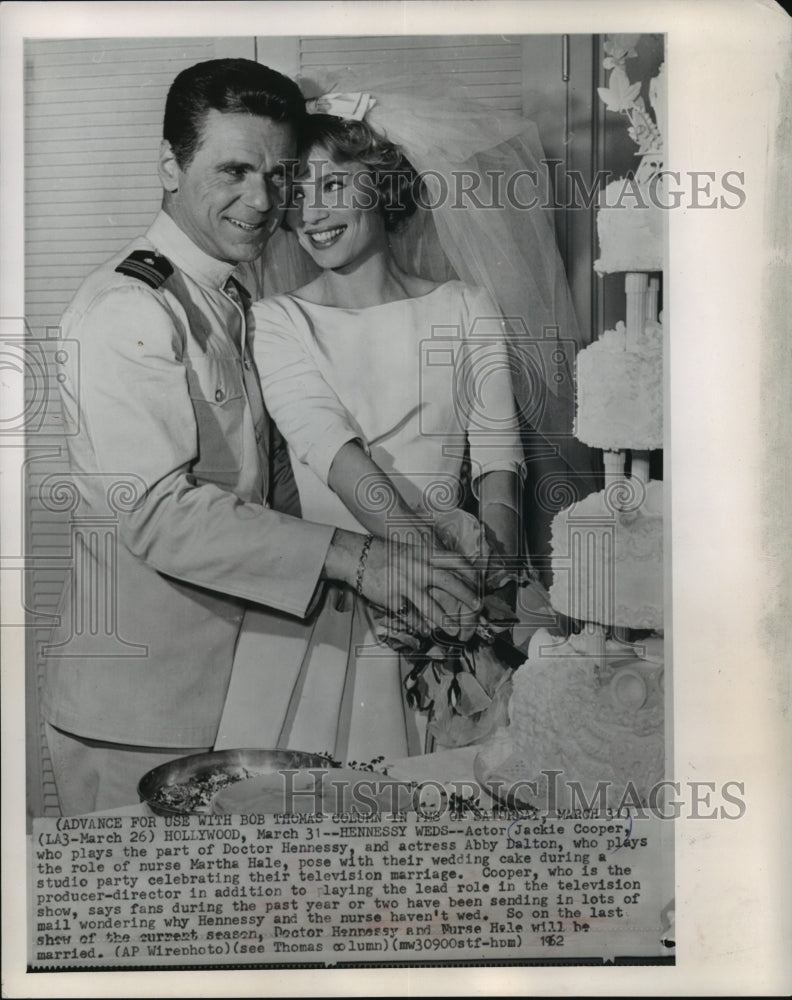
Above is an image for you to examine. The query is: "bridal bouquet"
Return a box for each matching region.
[372,509,529,749]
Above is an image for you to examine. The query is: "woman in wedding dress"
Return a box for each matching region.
[244,81,586,763]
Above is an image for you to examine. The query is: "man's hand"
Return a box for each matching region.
[323,528,482,637]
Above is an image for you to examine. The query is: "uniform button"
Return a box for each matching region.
[243,359,252,370]
[215,388,225,402]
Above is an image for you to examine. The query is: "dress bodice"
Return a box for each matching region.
[252,281,523,530]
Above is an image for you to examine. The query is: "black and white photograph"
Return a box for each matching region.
[2,1,790,996]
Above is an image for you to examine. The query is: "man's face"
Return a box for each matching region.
[160,109,296,264]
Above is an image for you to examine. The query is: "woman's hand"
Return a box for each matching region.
[323,528,482,637]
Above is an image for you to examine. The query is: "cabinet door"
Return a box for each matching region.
[522,34,598,346]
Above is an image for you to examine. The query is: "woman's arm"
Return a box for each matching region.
[328,439,479,583]
[328,439,428,541]
[475,468,521,613]
[476,468,520,559]
[329,439,483,580]
[328,439,480,635]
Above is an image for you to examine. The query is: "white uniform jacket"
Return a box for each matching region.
[41,212,334,748]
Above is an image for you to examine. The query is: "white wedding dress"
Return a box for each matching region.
[220,281,524,764]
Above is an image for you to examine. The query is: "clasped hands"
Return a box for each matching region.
[360,510,517,647]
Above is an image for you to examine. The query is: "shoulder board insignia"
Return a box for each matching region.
[226,276,252,308]
[115,250,174,289]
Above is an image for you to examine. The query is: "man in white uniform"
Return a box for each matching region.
[41,59,478,814]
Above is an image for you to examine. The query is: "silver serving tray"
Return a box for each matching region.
[138,747,333,816]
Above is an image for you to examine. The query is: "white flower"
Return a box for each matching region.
[598,68,642,113]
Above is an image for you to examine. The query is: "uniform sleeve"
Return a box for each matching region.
[460,286,525,490]
[252,298,367,484]
[69,284,334,618]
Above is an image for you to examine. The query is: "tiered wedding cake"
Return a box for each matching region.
[480,39,666,810]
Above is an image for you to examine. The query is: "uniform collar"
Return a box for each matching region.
[146,211,238,290]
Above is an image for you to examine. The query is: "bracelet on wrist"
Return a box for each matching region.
[355,534,374,597]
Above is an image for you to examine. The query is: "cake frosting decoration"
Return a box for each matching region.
[478,630,665,809]
[548,481,664,630]
[575,315,663,451]
[481,35,666,812]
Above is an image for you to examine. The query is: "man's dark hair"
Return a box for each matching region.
[164,58,306,168]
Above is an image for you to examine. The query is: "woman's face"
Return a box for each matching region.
[287,145,387,271]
